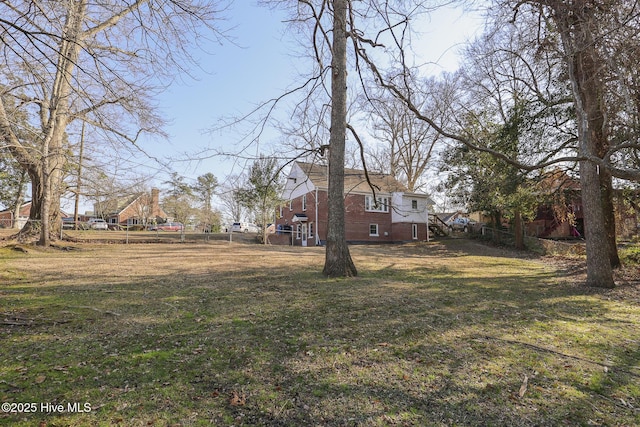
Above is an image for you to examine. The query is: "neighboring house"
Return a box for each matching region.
[525,171,584,239]
[614,189,640,240]
[436,211,465,226]
[97,188,167,227]
[275,161,434,246]
[0,201,31,228]
[0,201,71,228]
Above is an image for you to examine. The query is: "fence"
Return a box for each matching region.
[477,226,586,256]
[0,218,255,244]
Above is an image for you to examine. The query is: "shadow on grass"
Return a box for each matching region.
[1,242,639,426]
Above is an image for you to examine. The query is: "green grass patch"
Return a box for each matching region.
[0,239,639,426]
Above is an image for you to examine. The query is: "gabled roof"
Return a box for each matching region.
[538,169,581,193]
[113,193,144,215]
[295,161,408,194]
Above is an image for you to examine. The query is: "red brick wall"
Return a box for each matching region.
[391,222,427,242]
[277,190,405,244]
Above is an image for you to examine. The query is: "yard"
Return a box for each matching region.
[0,238,639,426]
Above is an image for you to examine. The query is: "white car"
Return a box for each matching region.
[231,222,260,233]
[87,218,109,230]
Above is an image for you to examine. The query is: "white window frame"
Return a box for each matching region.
[289,200,293,211]
[412,223,418,240]
[308,222,314,238]
[302,195,307,211]
[296,224,301,240]
[365,195,389,213]
[411,199,418,210]
[369,223,379,237]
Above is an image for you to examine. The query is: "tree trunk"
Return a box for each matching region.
[600,170,620,268]
[514,209,524,250]
[554,5,615,288]
[579,161,614,287]
[323,0,357,278]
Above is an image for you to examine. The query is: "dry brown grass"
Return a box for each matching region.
[1,238,639,426]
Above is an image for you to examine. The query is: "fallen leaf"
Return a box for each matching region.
[518,375,528,398]
[229,390,246,406]
[35,375,46,384]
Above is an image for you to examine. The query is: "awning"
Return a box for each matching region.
[292,214,308,222]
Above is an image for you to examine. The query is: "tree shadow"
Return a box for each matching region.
[1,242,638,426]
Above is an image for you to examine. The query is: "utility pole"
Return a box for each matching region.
[73,120,85,230]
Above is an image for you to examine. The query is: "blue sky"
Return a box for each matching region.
[144,2,483,184]
[63,1,484,219]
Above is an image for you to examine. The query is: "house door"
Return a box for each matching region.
[301,224,308,247]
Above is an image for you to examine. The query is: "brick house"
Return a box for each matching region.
[0,201,72,228]
[0,201,31,228]
[275,162,434,246]
[97,188,167,227]
[525,171,584,238]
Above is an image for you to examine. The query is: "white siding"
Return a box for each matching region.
[391,192,429,224]
[282,163,317,200]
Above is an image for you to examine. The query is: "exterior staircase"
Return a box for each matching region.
[428,214,449,237]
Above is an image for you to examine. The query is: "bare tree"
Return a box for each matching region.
[236,155,284,244]
[218,175,247,227]
[0,0,227,246]
[354,1,640,288]
[322,0,357,276]
[365,80,445,192]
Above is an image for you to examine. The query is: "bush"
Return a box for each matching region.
[620,245,640,265]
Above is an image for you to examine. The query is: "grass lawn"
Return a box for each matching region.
[0,238,639,426]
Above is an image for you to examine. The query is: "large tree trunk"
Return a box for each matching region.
[323,0,357,278]
[554,4,615,288]
[600,170,620,268]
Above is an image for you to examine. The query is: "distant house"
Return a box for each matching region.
[275,162,434,246]
[97,188,167,227]
[526,171,584,239]
[614,189,640,240]
[0,201,71,229]
[0,201,31,229]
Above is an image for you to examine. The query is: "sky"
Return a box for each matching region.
[149,2,484,181]
[64,2,484,214]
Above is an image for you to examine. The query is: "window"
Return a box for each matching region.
[296,224,301,240]
[369,224,379,236]
[302,195,307,211]
[289,200,293,211]
[411,199,418,210]
[308,222,314,238]
[412,223,418,240]
[365,195,389,212]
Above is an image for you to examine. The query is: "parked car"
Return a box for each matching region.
[87,218,109,230]
[447,217,475,233]
[231,222,260,233]
[62,217,76,230]
[150,222,183,232]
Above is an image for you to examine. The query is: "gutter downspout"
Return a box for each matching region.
[315,187,320,245]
